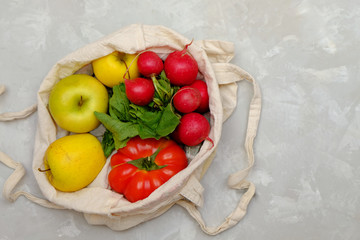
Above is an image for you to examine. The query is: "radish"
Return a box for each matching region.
[173,86,201,113]
[170,125,182,144]
[125,78,155,106]
[164,42,198,86]
[189,80,209,113]
[175,112,210,146]
[137,51,164,77]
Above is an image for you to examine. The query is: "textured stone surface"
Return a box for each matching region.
[1,0,359,239]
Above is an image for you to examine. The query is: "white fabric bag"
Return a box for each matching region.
[0,24,261,235]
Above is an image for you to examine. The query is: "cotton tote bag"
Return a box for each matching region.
[0,24,261,235]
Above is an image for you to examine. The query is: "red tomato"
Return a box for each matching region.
[108,136,188,202]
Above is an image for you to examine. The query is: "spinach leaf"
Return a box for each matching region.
[130,103,180,139]
[96,78,180,154]
[94,111,139,149]
[101,129,115,158]
[156,104,180,136]
[109,84,131,121]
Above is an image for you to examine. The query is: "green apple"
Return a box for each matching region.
[41,133,106,192]
[48,74,108,133]
[92,51,140,87]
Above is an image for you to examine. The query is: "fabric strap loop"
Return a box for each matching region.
[0,85,63,209]
[0,85,37,122]
[0,146,64,209]
[177,62,261,235]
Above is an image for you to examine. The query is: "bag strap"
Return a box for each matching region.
[214,63,261,186]
[177,181,255,235]
[0,151,64,209]
[0,86,38,122]
[0,85,64,209]
[177,63,261,235]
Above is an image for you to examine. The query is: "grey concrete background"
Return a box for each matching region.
[1,0,359,239]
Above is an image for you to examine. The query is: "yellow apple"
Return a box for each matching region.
[41,133,106,192]
[92,51,140,87]
[48,74,108,133]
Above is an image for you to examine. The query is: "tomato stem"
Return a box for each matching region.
[127,148,166,171]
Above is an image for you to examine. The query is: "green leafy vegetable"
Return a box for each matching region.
[108,84,131,121]
[96,73,180,155]
[100,129,115,158]
[95,111,139,150]
[150,71,179,110]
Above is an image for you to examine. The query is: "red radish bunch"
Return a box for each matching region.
[137,51,164,77]
[173,86,201,113]
[125,78,155,106]
[164,42,199,86]
[172,113,210,146]
[171,82,211,146]
[128,43,211,147]
[163,42,210,146]
[124,50,162,106]
[189,80,209,113]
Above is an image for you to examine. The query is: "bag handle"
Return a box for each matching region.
[214,63,261,186]
[0,85,64,209]
[0,86,37,121]
[0,151,64,209]
[177,63,261,235]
